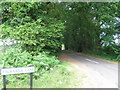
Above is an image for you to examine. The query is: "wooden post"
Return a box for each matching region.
[3,75,6,90]
[29,65,34,89]
[30,73,33,89]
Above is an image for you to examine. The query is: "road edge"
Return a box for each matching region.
[69,50,118,65]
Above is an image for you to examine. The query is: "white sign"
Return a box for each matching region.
[1,66,35,75]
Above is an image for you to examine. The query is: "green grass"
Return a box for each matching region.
[83,51,118,62]
[69,49,118,62]
[0,62,87,88]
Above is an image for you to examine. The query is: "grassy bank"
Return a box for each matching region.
[0,62,87,88]
[83,52,118,63]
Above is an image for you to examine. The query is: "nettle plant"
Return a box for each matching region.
[0,48,61,82]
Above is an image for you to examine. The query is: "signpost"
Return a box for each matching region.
[0,65,35,90]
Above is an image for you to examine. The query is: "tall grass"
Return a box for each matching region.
[0,62,87,88]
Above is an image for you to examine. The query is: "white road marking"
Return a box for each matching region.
[85,59,99,64]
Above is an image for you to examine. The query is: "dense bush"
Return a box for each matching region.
[0,2,64,55]
[0,2,64,85]
[0,17,64,55]
[0,48,61,82]
[101,44,120,62]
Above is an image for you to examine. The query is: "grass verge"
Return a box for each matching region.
[0,62,87,88]
[83,52,118,63]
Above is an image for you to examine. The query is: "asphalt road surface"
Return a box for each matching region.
[61,50,118,88]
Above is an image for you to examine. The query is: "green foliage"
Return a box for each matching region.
[61,2,118,53]
[0,2,119,61]
[59,2,119,62]
[0,18,64,54]
[102,44,120,61]
[0,2,64,54]
[0,48,31,67]
[0,48,61,82]
[85,44,120,62]
[0,2,65,87]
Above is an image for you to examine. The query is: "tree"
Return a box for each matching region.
[0,2,64,54]
[60,2,118,52]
